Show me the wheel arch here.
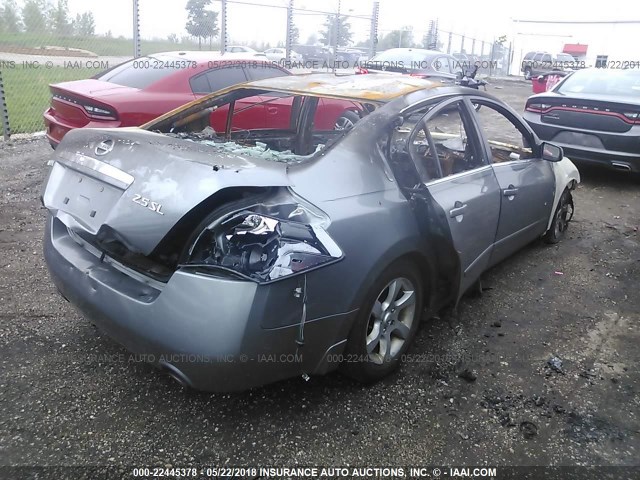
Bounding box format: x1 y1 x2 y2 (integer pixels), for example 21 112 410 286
547 158 581 231
342 245 443 339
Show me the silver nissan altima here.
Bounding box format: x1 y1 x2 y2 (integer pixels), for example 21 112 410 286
42 73 580 391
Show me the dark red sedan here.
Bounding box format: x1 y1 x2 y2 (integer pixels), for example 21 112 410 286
44 51 362 148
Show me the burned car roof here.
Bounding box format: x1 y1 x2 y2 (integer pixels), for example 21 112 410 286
143 73 444 131
242 73 440 102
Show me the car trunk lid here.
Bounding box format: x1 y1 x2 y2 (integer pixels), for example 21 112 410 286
528 94 640 133
49 79 135 125
43 128 291 256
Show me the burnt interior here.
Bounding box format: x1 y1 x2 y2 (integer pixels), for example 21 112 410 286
150 87 375 157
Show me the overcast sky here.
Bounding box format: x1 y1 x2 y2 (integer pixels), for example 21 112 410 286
62 0 636 46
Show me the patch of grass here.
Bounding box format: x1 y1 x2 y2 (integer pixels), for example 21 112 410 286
0 34 222 134
0 33 205 57
2 66 101 134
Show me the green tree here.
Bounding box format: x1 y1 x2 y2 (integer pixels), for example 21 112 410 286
1 0 22 33
319 14 352 47
377 28 414 50
185 0 219 49
73 12 95 36
22 0 47 33
50 0 72 35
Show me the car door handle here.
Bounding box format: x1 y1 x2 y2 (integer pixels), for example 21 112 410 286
449 203 467 218
267 107 278 114
503 186 518 197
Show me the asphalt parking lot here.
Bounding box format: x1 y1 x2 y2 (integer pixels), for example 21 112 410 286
0 79 638 475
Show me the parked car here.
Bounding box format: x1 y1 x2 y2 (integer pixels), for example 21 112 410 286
42 73 579 392
359 48 461 81
43 52 288 148
521 51 578 80
523 68 640 173
263 47 303 63
531 71 570 94
225 45 262 55
292 44 332 65
451 52 478 70
335 48 363 67
43 51 356 149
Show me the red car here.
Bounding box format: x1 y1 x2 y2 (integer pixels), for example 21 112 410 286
531 71 569 94
44 51 362 148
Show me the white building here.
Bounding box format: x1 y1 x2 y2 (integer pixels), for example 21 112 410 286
508 19 640 75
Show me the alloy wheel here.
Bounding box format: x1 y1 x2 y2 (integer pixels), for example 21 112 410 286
365 277 417 365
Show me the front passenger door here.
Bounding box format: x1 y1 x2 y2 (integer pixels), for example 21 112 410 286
470 98 555 266
403 98 501 296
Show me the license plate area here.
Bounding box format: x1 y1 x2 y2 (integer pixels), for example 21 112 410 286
551 131 605 149
49 163 122 232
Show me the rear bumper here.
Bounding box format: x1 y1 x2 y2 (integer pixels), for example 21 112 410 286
44 214 351 391
551 144 639 172
524 114 640 172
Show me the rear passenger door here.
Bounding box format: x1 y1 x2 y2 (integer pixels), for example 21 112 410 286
402 98 501 295
470 98 555 265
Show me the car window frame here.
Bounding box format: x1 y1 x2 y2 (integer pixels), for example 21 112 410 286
189 65 249 95
244 64 289 82
402 96 490 185
466 96 541 165
434 56 452 74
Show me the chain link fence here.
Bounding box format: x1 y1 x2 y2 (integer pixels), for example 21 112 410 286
0 0 514 140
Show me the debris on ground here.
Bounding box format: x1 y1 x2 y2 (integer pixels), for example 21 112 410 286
520 421 538 439
458 369 478 382
547 356 565 375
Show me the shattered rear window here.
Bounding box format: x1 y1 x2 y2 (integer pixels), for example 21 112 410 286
168 137 324 164
154 87 376 163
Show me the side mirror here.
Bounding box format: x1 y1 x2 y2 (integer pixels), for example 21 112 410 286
541 142 563 162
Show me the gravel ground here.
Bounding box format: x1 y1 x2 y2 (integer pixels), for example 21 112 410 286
0 80 639 476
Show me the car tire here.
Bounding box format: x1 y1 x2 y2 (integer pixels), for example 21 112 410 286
544 188 574 244
334 110 360 131
524 68 532 80
342 259 424 383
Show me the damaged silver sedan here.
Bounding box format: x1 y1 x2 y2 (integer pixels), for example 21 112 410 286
42 74 580 391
